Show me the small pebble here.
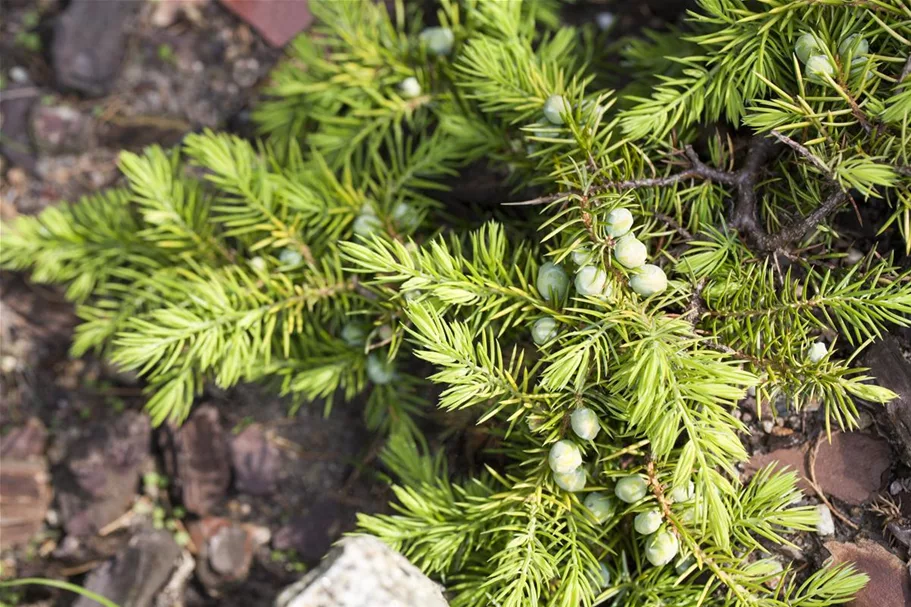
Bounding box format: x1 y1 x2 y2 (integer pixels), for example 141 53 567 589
761 420 775 434
844 248 864 265
0 355 19 373
9 66 29 83
855 411 874 431
815 504 835 536
595 12 615 31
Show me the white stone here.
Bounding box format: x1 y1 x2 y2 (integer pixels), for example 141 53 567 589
816 504 835 536
275 536 448 607
9 66 29 83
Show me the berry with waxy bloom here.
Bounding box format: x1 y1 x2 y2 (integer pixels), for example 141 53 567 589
366 352 395 384
594 562 611 588
574 265 608 297
808 341 827 363
399 77 422 99
795 32 822 63
392 202 420 230
614 235 647 269
572 246 593 266
531 317 559 345
669 481 695 503
341 323 367 347
420 27 454 56
536 262 570 301
838 34 869 57
548 440 583 474
570 407 601 440
634 509 663 535
605 208 634 238
583 492 615 524
630 264 668 297
279 249 303 266
543 94 569 125
805 54 835 83
554 467 586 492
353 213 382 237
615 474 649 503
645 529 680 566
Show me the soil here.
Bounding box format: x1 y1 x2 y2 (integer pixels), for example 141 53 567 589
1 1 910 606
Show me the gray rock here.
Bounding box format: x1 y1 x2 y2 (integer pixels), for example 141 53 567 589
30 103 95 155
275 536 448 607
52 0 139 96
75 529 180 607
0 83 40 173
209 525 250 577
863 337 911 465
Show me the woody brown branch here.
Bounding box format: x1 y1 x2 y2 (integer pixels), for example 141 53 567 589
509 134 853 255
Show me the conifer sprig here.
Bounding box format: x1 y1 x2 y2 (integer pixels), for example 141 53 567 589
2 0 909 605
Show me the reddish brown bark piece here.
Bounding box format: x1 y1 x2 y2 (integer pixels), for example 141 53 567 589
743 446 812 493
814 432 891 505
230 423 281 496
219 0 313 47
744 432 891 505
0 459 52 549
825 540 911 607
189 517 270 587
174 405 231 515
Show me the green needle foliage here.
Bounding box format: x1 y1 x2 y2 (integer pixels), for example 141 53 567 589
3 0 910 605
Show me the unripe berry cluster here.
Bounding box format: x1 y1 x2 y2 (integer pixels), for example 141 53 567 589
613 474 684 567
546 408 602 491
352 202 419 238
794 32 871 84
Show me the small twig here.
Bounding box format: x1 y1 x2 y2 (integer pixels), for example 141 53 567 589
682 145 738 185
99 499 144 536
655 213 693 241
365 333 394 353
899 55 911 86
503 193 564 207
683 278 708 324
60 561 104 577
504 146 736 206
600 438 650 462
154 550 196 607
770 131 833 179
840 86 874 134
761 190 850 253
